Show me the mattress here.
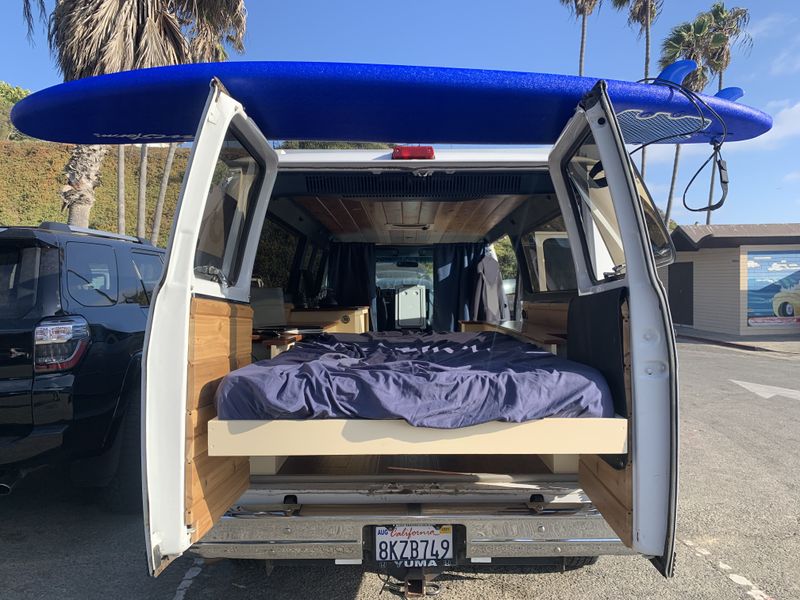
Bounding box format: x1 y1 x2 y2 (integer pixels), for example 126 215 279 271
215 332 614 428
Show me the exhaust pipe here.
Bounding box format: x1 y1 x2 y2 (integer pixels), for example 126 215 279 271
0 469 22 495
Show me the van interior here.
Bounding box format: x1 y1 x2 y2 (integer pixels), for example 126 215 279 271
183 155 655 553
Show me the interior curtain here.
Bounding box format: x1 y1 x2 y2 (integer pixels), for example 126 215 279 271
432 243 486 332
327 242 377 330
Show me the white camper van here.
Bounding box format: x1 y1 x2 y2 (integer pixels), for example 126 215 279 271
10 60 772 596
144 81 677 586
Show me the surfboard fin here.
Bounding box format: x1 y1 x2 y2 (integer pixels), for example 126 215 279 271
715 87 744 102
654 60 698 86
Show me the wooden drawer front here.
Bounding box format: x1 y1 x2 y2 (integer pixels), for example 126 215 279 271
185 296 253 543
290 308 369 333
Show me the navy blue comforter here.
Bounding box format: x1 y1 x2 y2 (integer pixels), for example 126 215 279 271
215 332 614 428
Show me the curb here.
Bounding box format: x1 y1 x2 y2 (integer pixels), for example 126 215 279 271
676 333 796 355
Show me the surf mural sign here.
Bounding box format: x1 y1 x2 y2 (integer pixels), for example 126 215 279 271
746 250 800 327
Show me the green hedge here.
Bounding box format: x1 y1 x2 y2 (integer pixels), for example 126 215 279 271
0 142 188 247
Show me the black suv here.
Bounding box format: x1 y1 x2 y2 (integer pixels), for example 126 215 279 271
0 222 164 511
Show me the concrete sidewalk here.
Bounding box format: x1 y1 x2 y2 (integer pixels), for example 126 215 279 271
675 325 800 355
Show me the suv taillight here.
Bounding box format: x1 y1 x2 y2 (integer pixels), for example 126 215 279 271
34 316 90 373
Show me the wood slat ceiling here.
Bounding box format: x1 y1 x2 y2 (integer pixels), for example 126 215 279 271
293 195 527 244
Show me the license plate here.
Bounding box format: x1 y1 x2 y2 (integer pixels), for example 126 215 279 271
375 525 453 564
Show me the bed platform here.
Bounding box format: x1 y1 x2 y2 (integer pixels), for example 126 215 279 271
207 416 628 457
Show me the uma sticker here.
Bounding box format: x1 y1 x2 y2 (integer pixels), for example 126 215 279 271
393 560 439 567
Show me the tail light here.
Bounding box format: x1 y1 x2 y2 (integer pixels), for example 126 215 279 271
392 145 435 160
34 316 90 373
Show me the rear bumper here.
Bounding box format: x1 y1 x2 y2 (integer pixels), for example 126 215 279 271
0 424 67 465
192 503 633 563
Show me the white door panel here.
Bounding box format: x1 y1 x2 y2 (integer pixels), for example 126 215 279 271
548 81 678 577
141 81 278 575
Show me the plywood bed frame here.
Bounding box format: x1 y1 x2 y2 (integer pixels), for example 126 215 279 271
196 296 627 462
188 295 634 547
207 416 628 456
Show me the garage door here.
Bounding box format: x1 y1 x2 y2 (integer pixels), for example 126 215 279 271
668 262 693 326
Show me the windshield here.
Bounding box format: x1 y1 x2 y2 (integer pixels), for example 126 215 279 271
376 261 433 290
0 246 40 319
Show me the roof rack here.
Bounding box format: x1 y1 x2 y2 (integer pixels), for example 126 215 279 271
39 222 153 245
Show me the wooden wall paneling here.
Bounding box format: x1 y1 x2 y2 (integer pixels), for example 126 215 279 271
521 302 569 332
185 296 253 544
334 198 361 236
365 201 391 243
578 299 634 547
349 200 381 243
291 195 530 244
381 201 402 227
401 200 421 225
578 455 633 547
418 202 439 227
429 201 457 244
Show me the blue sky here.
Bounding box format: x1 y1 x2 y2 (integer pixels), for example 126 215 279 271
1 0 798 225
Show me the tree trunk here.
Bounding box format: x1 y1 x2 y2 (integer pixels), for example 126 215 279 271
641 16 651 178
579 15 587 76
644 10 651 81
67 202 92 227
117 145 126 234
664 144 681 225
61 144 109 228
136 145 149 238
150 143 177 245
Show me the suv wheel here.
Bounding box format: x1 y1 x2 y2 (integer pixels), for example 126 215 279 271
99 389 143 514
563 556 599 570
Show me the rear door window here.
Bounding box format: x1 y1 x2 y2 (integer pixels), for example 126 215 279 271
66 242 118 307
563 132 626 282
130 252 164 306
252 218 300 290
194 131 264 285
0 246 40 318
522 216 578 292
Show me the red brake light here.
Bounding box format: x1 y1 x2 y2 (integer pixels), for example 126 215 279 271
392 145 435 160
34 316 91 372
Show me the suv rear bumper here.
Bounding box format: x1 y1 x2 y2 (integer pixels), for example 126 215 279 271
0 424 67 465
192 502 633 563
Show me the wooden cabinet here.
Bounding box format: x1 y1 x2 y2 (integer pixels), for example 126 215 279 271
288 306 370 333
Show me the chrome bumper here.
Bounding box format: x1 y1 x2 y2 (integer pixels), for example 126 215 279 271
192 501 633 562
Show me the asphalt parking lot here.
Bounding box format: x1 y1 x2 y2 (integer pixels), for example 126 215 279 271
2 340 798 600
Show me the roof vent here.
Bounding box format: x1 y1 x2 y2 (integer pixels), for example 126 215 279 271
305 173 523 198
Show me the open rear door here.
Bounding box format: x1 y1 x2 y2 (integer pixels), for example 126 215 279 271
548 81 678 576
142 81 278 575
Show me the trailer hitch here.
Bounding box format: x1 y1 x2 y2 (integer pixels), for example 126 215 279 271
381 572 442 598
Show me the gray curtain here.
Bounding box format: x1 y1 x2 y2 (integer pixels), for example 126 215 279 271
432 243 485 332
327 242 377 330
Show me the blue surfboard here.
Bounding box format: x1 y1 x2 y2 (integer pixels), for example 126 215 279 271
11 61 771 146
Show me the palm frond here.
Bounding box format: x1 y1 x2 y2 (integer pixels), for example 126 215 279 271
658 18 711 92
22 0 47 40
559 0 603 18
46 0 248 81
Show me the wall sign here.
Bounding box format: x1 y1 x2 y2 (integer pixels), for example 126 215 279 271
746 250 800 327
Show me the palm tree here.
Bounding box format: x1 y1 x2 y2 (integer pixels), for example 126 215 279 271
150 14 247 245
659 16 713 225
136 145 149 238
705 3 751 92
22 0 247 229
559 0 603 76
117 146 125 234
150 143 176 244
611 0 662 179
703 3 750 224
